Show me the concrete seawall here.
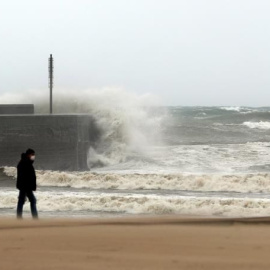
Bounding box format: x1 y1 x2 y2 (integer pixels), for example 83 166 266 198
0 115 96 171
0 105 34 114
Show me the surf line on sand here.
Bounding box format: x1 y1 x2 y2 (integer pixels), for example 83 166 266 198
2 216 270 230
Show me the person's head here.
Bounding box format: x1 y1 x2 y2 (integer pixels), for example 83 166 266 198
26 149 35 161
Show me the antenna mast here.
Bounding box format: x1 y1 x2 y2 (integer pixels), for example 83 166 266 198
49 54 54 114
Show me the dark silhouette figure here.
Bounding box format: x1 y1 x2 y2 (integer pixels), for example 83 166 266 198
16 149 38 219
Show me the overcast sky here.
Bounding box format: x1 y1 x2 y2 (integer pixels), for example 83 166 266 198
1 0 270 106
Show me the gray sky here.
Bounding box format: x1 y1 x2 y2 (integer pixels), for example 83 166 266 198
1 0 270 106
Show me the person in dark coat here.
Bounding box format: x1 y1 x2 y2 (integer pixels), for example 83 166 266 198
16 148 38 219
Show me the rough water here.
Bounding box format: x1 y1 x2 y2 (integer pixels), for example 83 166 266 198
2 105 270 218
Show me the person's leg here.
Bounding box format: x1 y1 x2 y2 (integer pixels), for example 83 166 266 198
26 191 38 219
17 190 26 219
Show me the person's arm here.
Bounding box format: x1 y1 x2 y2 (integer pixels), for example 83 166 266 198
31 166 37 191
16 165 23 190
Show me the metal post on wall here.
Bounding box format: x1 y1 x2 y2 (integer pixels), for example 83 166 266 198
49 54 53 114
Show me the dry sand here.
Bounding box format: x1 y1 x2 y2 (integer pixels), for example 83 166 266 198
0 216 270 269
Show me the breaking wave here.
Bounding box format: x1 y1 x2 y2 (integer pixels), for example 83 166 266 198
4 167 270 193
243 121 270 130
220 106 242 112
219 106 258 114
0 190 270 217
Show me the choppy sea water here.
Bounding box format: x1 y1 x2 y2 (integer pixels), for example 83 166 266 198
2 106 270 218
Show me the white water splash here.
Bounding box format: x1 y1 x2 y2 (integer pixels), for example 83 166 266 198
0 88 167 168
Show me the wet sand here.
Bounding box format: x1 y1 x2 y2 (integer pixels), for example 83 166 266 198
1 216 270 270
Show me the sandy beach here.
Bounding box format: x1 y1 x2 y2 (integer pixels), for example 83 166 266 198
0 216 270 270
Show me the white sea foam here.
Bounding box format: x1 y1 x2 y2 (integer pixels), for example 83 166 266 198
220 107 257 114
243 121 270 130
1 190 270 217
220 106 242 112
4 166 270 193
160 142 270 173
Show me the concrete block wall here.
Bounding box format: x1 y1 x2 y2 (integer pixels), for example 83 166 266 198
0 115 95 171
0 105 34 114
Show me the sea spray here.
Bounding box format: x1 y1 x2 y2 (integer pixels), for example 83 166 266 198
0 88 167 168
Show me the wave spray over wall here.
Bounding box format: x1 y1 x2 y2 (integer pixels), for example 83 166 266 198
0 88 166 169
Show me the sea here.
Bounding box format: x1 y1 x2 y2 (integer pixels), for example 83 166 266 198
2 105 270 218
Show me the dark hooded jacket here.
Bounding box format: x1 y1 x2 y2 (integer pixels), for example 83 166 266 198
16 153 36 191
